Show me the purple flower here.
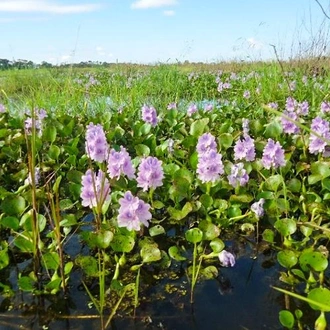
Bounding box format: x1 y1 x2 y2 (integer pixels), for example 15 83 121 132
297 101 309 116
285 97 297 112
107 146 135 180
243 90 250 99
268 102 278 109
85 123 109 162
309 116 330 154
117 191 151 231
251 198 265 218
80 169 111 209
281 111 300 134
136 156 164 191
321 101 330 114
0 104 6 113
218 250 235 267
227 163 249 188
204 103 214 112
24 108 48 136
197 150 224 183
234 135 255 162
187 103 198 117
167 102 177 110
141 105 158 127
196 133 217 156
261 139 286 169
289 80 296 91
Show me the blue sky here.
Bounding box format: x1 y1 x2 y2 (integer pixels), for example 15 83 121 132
0 0 329 64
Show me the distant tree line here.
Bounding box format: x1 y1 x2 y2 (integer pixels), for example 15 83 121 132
0 58 119 70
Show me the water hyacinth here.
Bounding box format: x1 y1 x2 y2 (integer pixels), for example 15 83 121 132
234 135 256 162
197 150 224 183
167 102 177 110
309 116 330 155
187 103 198 116
0 104 5 113
24 108 48 135
218 250 235 267
281 111 300 134
227 163 249 188
136 156 164 191
243 90 250 99
196 132 217 156
107 146 135 180
251 198 265 218
80 169 111 209
117 191 151 231
25 167 41 186
141 104 158 127
321 101 330 114
261 139 286 169
85 123 109 162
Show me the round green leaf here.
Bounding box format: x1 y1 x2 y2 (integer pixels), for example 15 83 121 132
1 196 26 216
277 250 298 269
279 310 295 329
149 225 165 237
168 246 186 261
185 228 203 244
308 287 330 312
274 218 297 237
299 250 328 272
141 243 161 263
110 234 135 253
210 238 225 253
198 220 220 240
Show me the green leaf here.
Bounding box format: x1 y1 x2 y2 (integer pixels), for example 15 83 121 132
1 216 19 230
48 145 61 160
287 178 301 193
198 220 220 240
167 202 193 221
262 229 275 243
140 243 161 263
200 265 218 280
67 170 83 183
168 246 186 261
308 161 330 185
149 225 165 237
264 174 283 191
277 250 298 269
189 118 209 137
110 234 135 253
43 125 57 143
308 287 330 312
1 195 26 216
219 133 233 150
75 256 98 277
200 194 213 208
279 310 295 329
0 249 9 270
135 144 150 156
42 252 60 270
185 228 203 244
14 233 34 253
18 276 35 292
264 121 282 139
210 238 225 253
299 250 328 272
274 218 297 237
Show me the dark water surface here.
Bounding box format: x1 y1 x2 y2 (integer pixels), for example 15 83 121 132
0 237 326 330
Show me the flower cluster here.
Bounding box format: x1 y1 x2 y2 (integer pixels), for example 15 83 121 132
107 146 135 180
117 191 151 231
24 108 48 136
196 133 224 183
281 97 309 134
234 135 255 162
167 102 177 110
309 116 330 155
136 156 164 191
261 139 286 169
227 163 249 188
0 104 5 113
321 101 330 114
85 123 109 162
141 105 158 127
80 169 111 209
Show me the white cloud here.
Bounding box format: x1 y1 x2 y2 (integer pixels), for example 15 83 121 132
0 1 101 14
61 54 71 61
96 46 105 56
131 0 177 9
163 10 175 16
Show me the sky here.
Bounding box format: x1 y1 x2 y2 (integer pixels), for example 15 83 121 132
0 0 330 64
